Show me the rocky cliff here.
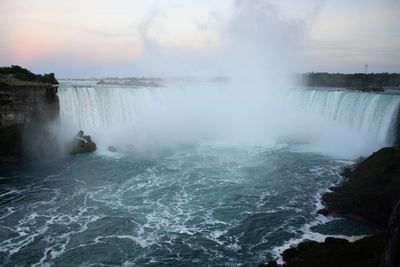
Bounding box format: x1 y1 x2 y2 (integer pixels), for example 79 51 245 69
0 83 60 164
322 146 400 227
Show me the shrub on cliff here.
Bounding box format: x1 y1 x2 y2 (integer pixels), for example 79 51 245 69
37 73 58 84
305 72 400 88
0 65 58 84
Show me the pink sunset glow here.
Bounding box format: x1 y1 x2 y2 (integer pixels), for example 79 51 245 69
0 0 399 77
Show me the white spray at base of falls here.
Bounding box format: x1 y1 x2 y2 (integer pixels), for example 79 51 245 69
58 82 400 159
286 89 400 143
58 80 288 151
283 89 400 158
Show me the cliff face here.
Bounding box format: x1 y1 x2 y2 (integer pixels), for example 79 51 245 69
0 84 60 164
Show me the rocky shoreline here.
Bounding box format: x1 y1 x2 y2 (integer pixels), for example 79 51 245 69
260 147 400 267
322 147 400 227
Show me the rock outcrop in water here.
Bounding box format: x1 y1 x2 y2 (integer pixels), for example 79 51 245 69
260 147 400 267
70 130 97 154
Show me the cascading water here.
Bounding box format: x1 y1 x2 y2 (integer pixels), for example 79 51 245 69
3 81 400 266
281 88 400 158
286 89 400 146
58 82 400 158
58 80 287 152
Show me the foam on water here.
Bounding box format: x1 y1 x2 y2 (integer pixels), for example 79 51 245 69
2 82 399 265
0 145 355 266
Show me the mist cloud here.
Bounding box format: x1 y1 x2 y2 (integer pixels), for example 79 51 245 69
132 0 314 79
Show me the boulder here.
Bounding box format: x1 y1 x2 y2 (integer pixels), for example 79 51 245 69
316 208 330 216
70 130 97 154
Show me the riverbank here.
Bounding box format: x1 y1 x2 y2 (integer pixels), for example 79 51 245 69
261 147 400 267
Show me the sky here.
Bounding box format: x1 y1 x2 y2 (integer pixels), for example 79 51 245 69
0 0 399 78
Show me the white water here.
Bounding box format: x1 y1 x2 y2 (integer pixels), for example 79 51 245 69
4 82 400 266
287 89 399 143
58 81 400 159
283 88 400 157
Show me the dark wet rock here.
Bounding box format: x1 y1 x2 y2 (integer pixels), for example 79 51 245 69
354 156 367 164
258 260 278 267
380 199 400 267
324 236 348 245
70 130 97 154
322 147 400 227
108 146 117 152
0 125 23 164
316 208 329 216
280 234 385 267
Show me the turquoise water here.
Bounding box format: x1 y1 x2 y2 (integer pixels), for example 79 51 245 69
1 82 398 266
0 144 350 266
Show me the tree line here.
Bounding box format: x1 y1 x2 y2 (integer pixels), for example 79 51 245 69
304 72 400 88
0 65 58 85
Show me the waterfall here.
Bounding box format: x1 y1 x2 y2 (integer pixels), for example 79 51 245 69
59 85 168 129
286 89 400 146
58 82 400 157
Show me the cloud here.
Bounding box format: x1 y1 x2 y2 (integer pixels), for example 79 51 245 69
127 0 313 78
1 0 398 76
220 0 307 75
